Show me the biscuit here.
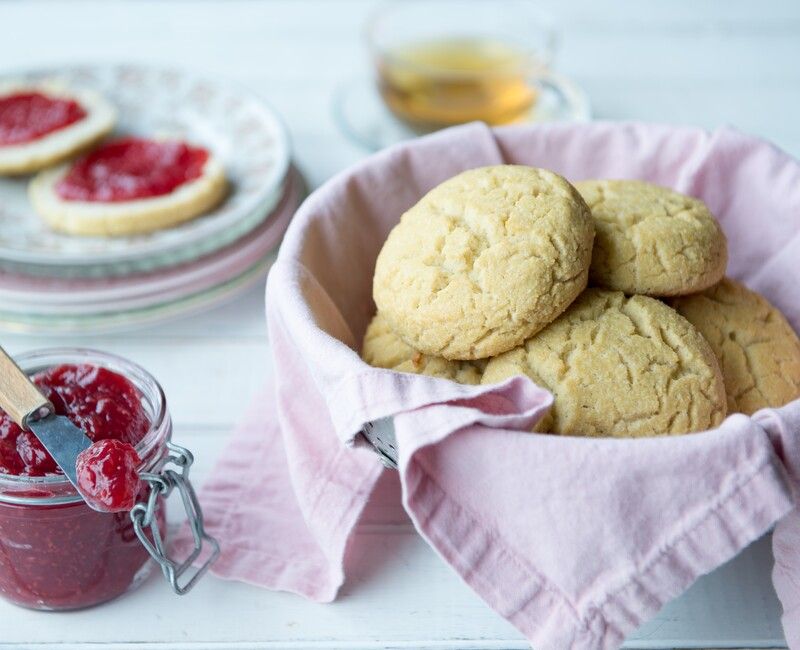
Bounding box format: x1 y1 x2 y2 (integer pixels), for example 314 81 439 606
482 289 727 437
0 81 116 175
575 180 727 296
373 165 594 360
671 278 800 414
29 145 227 236
361 312 486 384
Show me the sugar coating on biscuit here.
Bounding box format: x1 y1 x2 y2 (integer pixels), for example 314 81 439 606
575 180 727 296
373 165 595 360
361 312 486 384
482 289 727 437
671 278 800 415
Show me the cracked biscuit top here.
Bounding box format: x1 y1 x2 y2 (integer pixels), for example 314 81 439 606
671 278 800 415
361 312 486 384
575 179 727 296
481 289 727 437
373 165 595 360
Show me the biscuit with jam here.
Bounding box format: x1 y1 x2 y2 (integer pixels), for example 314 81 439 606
29 136 227 236
0 81 116 175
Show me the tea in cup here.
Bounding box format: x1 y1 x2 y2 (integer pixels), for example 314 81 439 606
368 1 558 129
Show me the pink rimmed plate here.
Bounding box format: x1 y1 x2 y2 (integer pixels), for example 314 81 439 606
0 168 303 331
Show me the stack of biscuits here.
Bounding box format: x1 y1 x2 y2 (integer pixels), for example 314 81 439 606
362 166 800 438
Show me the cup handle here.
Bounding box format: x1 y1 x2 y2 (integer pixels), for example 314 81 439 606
532 70 591 122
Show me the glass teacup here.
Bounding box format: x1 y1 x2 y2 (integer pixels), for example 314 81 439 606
335 0 589 150
370 1 559 129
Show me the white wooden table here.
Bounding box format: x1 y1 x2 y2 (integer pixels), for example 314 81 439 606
1 1 798 647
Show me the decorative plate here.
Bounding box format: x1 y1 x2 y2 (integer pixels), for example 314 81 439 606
0 258 273 336
0 168 303 314
0 64 290 271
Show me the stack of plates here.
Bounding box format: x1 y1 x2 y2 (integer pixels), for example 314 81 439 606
0 65 302 334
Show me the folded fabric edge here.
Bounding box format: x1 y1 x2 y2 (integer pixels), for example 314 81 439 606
171 450 382 603
593 453 793 649
773 510 800 648
189 447 383 604
330 369 553 447
171 380 384 603
402 445 794 650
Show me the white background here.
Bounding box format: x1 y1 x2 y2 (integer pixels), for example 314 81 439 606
0 1 799 648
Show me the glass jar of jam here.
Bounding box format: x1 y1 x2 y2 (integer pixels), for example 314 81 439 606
0 348 212 610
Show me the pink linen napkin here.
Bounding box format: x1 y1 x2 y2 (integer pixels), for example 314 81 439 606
182 122 800 649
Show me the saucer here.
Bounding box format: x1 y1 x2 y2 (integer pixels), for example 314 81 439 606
333 73 590 151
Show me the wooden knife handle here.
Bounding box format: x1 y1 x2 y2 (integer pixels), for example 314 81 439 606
0 346 52 428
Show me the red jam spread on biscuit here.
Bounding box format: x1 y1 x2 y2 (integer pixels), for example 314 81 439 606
76 439 141 513
0 364 149 477
55 136 209 202
0 91 86 146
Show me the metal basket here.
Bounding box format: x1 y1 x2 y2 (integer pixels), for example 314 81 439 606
360 417 398 469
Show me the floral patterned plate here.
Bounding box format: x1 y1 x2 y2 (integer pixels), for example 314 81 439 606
0 64 290 274
0 168 302 313
0 168 305 334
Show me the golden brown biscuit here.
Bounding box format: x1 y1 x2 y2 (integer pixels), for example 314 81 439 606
361 312 486 384
671 278 800 414
482 289 727 437
373 165 595 360
575 179 727 296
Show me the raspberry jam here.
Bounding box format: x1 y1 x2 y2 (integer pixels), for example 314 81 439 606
0 91 86 146
55 137 209 202
76 439 142 513
0 364 149 476
0 349 169 610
